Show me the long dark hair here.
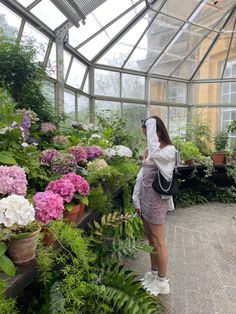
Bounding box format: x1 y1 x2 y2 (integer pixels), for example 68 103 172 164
142 116 172 145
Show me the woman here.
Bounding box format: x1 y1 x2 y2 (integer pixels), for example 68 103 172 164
132 116 177 296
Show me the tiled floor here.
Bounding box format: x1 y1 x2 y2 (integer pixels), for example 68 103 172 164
125 203 236 314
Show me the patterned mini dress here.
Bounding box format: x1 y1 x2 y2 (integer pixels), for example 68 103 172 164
140 159 170 225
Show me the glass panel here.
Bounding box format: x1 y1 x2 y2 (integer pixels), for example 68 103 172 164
223 32 236 78
21 22 49 62
99 11 155 67
77 95 90 124
161 0 200 20
66 58 87 89
77 2 145 60
221 82 236 104
150 105 168 125
150 78 167 102
64 90 75 123
0 3 22 38
167 81 187 103
193 107 221 139
30 0 67 29
41 80 55 106
69 0 145 47
169 107 187 137
95 69 120 97
192 83 222 105
46 43 56 78
152 53 183 76
83 74 89 94
64 50 72 77
122 74 145 99
122 103 147 131
16 0 35 7
95 100 121 119
125 14 183 71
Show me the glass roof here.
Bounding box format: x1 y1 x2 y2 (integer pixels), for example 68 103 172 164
0 0 236 82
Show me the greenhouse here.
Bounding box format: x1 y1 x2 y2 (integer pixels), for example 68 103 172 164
0 0 236 313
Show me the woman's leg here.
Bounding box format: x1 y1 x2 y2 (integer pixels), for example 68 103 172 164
143 219 158 270
143 219 168 277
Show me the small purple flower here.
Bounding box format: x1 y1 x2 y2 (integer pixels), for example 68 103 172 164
68 146 88 163
21 115 31 139
41 122 56 134
51 153 77 175
86 145 103 160
40 149 60 166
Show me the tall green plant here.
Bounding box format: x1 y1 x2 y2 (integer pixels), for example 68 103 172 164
214 131 229 151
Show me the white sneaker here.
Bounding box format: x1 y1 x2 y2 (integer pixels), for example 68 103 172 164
147 278 170 296
140 272 157 288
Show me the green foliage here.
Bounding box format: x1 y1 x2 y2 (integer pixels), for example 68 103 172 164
0 241 16 277
227 120 236 133
214 131 229 152
227 161 236 185
0 278 18 314
180 141 200 162
112 238 153 259
0 37 55 122
88 185 109 212
175 189 208 208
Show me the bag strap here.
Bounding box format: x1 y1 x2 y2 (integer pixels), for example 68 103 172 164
157 151 179 192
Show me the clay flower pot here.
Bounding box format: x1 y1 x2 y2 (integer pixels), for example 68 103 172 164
211 152 226 164
41 227 56 246
63 203 84 223
7 227 41 265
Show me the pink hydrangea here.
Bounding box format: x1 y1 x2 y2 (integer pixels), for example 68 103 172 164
51 153 77 175
68 146 88 163
41 122 56 134
53 135 69 146
33 190 64 224
0 166 27 196
40 149 60 166
86 145 103 160
46 178 75 203
63 173 90 196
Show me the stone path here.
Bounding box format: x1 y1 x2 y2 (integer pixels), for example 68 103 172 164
125 203 236 314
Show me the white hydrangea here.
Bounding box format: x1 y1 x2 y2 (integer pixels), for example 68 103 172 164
91 133 102 139
113 145 133 158
0 195 35 228
104 148 116 158
87 159 109 171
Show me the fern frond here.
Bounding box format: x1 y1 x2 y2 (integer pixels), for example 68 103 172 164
112 238 154 259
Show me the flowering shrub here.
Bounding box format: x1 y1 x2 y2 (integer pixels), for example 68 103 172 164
51 153 77 175
33 190 64 224
46 178 75 203
53 135 69 146
68 146 88 163
0 166 27 196
104 145 133 158
41 122 56 134
87 159 108 171
40 149 60 166
21 114 31 140
63 173 90 196
16 109 39 124
0 195 35 227
86 145 103 160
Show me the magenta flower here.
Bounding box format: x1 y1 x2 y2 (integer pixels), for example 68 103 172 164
33 190 64 224
51 153 77 175
40 149 60 166
86 145 103 159
63 173 90 196
0 166 27 196
41 122 56 134
46 178 75 203
68 146 88 163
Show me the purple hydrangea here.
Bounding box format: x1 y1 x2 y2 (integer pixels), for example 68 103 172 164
0 166 27 196
86 145 103 160
46 178 75 203
21 114 31 140
51 153 77 175
68 146 88 163
40 149 60 166
41 122 56 134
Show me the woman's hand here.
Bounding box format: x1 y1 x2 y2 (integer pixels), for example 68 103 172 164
135 208 142 217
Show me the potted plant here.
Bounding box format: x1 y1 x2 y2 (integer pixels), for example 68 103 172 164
0 194 40 265
212 131 229 164
231 142 236 160
46 172 90 223
180 141 200 165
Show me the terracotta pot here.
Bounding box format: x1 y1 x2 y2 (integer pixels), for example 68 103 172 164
78 203 85 220
186 159 194 166
7 228 41 265
41 227 56 246
63 203 83 223
211 152 226 164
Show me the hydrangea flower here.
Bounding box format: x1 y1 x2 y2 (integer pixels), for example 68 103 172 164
33 190 64 224
104 146 133 158
68 146 88 163
16 109 39 124
63 173 90 196
0 195 35 227
86 145 103 159
41 122 56 134
40 149 60 166
91 133 102 139
0 166 27 196
51 153 77 175
46 178 75 203
87 159 108 171
21 114 31 140
53 135 69 146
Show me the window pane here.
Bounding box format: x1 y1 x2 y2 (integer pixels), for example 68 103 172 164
66 58 87 89
64 90 75 123
167 81 187 103
21 22 49 62
16 0 35 7
77 95 90 124
95 69 120 97
30 0 67 30
169 107 187 137
95 100 121 119
46 43 56 78
150 105 168 126
64 50 72 78
0 3 22 38
150 78 167 102
122 74 145 99
41 80 55 106
192 83 222 105
161 0 200 20
123 103 146 131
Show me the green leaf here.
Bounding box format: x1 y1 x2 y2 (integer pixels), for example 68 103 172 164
13 232 33 239
64 203 74 212
0 241 7 256
0 152 16 165
79 196 88 206
0 255 16 276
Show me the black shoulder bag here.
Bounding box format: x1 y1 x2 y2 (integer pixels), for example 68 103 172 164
152 153 179 196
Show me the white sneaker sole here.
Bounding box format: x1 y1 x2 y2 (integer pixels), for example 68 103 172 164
150 286 170 296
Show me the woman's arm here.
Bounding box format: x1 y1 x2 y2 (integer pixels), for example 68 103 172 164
132 167 143 210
